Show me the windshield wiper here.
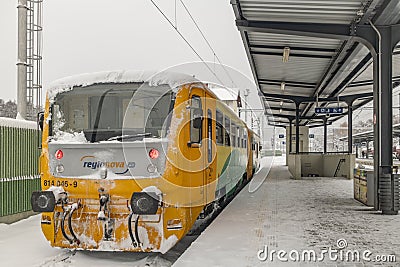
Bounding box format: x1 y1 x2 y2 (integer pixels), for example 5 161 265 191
107 133 152 141
90 89 113 142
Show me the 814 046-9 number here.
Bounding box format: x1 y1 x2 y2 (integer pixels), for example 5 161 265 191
43 180 78 188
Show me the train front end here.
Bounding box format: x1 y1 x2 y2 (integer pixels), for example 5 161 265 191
32 77 194 253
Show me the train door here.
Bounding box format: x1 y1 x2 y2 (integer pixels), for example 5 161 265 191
246 129 253 178
187 87 209 208
187 89 203 206
204 93 217 205
187 88 218 209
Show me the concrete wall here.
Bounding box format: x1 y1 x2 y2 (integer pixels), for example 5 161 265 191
323 154 355 179
285 126 309 165
287 154 301 178
300 154 324 177
287 153 355 179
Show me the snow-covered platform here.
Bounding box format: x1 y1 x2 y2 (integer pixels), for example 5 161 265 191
173 156 400 267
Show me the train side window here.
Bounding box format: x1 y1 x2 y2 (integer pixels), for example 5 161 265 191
237 126 241 148
224 116 230 146
216 110 224 145
256 143 259 158
231 122 236 147
207 109 212 163
190 96 202 144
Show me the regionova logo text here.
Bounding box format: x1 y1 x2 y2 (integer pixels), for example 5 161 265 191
80 155 135 175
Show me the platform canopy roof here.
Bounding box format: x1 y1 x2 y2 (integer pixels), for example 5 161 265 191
231 0 400 128
339 123 400 143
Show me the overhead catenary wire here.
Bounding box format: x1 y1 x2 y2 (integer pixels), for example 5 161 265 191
179 0 238 88
148 0 225 86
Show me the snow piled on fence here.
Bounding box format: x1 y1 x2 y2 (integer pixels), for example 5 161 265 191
0 116 37 130
47 70 200 100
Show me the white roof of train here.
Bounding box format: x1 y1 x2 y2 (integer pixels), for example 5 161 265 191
211 87 237 101
47 70 200 100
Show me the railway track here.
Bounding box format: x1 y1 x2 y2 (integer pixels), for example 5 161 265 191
36 250 76 267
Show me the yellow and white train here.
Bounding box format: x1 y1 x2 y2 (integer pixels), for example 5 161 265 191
32 70 260 253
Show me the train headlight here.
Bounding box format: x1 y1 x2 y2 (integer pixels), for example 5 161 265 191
31 191 56 212
147 164 157 173
55 149 63 160
130 192 159 215
56 164 64 173
149 148 159 159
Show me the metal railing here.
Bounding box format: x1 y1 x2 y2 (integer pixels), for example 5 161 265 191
0 124 41 217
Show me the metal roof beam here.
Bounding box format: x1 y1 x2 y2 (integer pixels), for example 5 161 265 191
267 122 288 128
259 79 316 89
358 0 386 24
260 83 314 89
309 123 329 128
232 0 273 115
250 44 336 53
348 75 400 88
262 93 307 103
327 54 373 97
237 19 355 40
327 97 373 124
251 50 333 59
266 113 333 121
301 54 372 116
263 98 294 104
269 106 299 112
299 0 386 115
262 92 373 104
302 44 370 115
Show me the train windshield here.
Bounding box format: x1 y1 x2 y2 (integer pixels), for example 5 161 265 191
51 83 175 142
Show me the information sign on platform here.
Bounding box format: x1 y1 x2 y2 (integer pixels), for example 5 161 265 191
315 107 343 114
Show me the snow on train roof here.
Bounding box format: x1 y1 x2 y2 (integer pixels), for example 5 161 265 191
47 70 200 100
211 87 237 101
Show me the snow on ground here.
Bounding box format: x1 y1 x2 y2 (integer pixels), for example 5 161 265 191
0 214 196 267
0 215 63 267
174 156 400 267
2 156 400 266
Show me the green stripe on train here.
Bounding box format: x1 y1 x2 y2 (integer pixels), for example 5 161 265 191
216 148 247 197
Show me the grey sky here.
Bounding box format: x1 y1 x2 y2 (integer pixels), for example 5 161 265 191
0 0 258 105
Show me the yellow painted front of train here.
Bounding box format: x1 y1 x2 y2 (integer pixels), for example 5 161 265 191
32 70 259 253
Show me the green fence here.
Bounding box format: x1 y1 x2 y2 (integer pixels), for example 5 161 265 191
0 176 41 217
0 120 41 217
